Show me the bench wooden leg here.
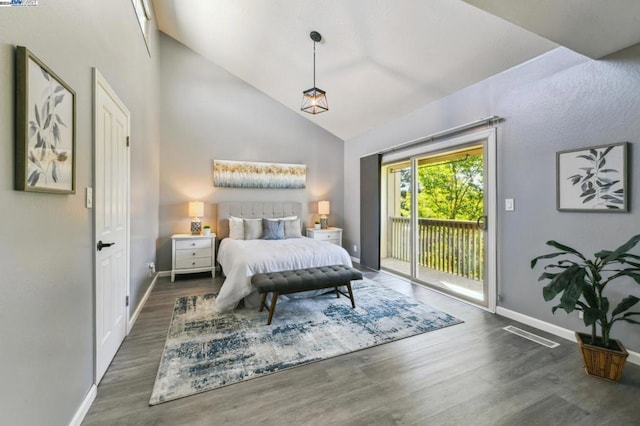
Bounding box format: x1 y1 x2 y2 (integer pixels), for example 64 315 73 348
346 282 356 308
266 292 279 325
259 292 267 312
335 287 340 298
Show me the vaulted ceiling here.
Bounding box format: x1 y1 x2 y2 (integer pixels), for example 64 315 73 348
153 0 640 140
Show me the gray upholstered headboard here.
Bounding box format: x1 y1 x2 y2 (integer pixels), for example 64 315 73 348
217 202 302 239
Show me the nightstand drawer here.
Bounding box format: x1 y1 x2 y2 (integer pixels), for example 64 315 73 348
175 238 211 250
314 231 340 241
175 257 212 270
175 247 213 261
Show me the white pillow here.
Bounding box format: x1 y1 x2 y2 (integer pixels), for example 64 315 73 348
243 218 264 240
283 217 303 238
229 216 244 240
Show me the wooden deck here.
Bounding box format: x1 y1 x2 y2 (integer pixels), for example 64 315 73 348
381 257 484 301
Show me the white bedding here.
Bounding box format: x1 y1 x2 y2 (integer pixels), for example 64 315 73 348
215 237 353 312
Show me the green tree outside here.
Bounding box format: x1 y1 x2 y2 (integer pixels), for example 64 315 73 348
399 155 483 220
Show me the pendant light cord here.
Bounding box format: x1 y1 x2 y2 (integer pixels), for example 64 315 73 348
313 40 316 88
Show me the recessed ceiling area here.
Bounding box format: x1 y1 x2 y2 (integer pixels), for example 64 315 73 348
153 0 640 141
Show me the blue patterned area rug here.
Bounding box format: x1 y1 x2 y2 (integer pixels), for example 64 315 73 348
149 279 463 405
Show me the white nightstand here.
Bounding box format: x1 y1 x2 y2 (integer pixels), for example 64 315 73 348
171 234 216 282
306 227 342 246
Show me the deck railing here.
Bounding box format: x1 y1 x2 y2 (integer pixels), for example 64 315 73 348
387 216 484 280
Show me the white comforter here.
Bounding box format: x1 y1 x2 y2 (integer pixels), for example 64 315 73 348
215 237 353 312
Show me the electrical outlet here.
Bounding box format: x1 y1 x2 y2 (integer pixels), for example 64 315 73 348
148 262 156 277
353 245 358 253
578 311 584 319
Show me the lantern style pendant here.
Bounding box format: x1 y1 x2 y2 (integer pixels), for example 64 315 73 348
301 31 328 114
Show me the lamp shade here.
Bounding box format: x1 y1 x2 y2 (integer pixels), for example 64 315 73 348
318 201 330 215
188 201 204 218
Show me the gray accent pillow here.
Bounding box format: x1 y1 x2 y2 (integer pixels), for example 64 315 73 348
243 218 263 240
262 218 285 240
283 217 303 238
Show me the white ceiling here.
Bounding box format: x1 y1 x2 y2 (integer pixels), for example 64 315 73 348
153 0 640 141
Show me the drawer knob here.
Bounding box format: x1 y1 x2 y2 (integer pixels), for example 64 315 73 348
191 243 196 246
192 262 196 266
192 252 196 256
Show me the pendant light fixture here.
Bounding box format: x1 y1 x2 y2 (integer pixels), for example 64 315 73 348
301 31 328 114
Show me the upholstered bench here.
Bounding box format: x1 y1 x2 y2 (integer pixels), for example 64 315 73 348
251 265 363 325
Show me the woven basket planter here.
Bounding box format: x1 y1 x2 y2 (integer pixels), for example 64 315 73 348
575 332 629 382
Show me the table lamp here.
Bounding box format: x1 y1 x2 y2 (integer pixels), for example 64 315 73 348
189 201 204 235
318 200 330 229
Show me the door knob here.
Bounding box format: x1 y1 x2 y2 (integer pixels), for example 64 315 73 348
97 240 115 251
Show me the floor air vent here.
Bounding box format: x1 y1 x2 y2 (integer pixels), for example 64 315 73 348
503 326 560 348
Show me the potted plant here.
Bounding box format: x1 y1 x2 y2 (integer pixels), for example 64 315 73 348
314 221 321 230
531 234 640 381
203 225 211 236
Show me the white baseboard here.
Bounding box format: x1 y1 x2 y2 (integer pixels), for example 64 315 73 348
157 270 171 278
68 384 96 426
350 256 360 264
128 272 159 333
497 307 640 366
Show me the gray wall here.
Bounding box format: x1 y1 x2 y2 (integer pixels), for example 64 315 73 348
345 45 640 352
158 34 344 271
0 1 159 425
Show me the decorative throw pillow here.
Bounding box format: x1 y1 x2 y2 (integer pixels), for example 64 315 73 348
243 218 263 240
229 216 244 240
262 218 285 240
283 217 303 238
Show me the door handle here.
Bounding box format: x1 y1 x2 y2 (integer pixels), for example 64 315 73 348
476 215 487 231
97 240 115 251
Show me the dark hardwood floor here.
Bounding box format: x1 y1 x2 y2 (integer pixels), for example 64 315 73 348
82 269 640 425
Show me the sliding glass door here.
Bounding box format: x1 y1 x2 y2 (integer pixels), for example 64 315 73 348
380 132 496 310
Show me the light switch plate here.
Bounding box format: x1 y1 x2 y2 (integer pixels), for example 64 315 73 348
86 187 93 209
505 198 514 211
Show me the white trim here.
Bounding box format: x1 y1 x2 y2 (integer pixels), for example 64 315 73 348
127 273 159 333
497 307 640 366
68 385 96 426
351 256 361 264
157 270 171 278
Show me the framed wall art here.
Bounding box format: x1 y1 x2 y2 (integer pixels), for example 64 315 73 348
213 160 306 189
556 142 628 212
15 46 76 194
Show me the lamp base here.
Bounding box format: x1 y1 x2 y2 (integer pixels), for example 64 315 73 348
191 219 202 235
320 216 328 229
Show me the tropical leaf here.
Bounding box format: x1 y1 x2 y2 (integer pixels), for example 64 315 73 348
542 264 582 301
582 194 596 203
531 251 575 268
599 169 618 173
52 161 58 183
40 67 50 81
54 85 65 93
611 296 639 317
577 154 595 161
558 271 586 313
597 234 640 263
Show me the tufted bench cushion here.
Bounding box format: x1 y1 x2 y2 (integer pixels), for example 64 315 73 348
251 265 363 325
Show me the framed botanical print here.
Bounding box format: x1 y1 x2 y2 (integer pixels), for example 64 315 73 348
556 142 628 212
15 46 76 194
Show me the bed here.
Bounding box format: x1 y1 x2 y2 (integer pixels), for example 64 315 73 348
214 202 353 312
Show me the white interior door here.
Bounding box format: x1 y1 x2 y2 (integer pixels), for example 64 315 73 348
94 69 130 383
